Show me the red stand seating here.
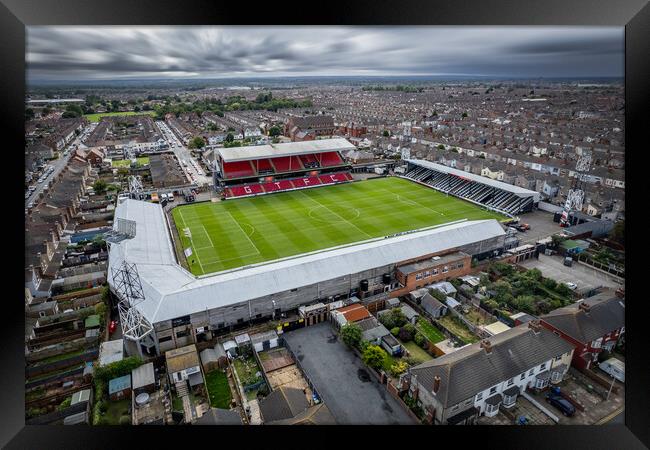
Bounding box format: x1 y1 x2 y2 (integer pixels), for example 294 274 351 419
291 176 322 188
229 184 265 197
299 154 320 168
262 180 294 192
255 159 274 173
318 173 348 184
319 152 344 167
223 161 256 179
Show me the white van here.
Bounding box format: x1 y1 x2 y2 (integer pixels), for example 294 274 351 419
167 192 174 202
598 357 625 383
160 193 169 202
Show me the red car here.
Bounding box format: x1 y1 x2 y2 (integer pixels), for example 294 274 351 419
109 320 117 334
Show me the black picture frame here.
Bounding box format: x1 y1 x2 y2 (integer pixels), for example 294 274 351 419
2 0 648 448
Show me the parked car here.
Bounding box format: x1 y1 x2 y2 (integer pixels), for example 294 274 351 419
563 257 573 267
564 282 578 290
545 392 576 417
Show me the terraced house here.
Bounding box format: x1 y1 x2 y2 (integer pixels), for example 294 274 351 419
401 321 574 425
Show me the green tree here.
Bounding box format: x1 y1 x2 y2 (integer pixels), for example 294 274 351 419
362 345 387 370
340 323 362 349
414 332 426 348
383 130 390 137
225 133 234 143
389 360 408 377
268 126 282 137
188 136 205 149
462 112 468 118
93 179 108 194
390 327 400 336
25 108 35 120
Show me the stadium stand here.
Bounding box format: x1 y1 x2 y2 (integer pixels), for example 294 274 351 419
318 173 349 184
255 159 274 175
319 151 344 167
299 154 320 169
291 176 322 188
224 173 353 199
262 180 294 192
403 161 538 216
228 183 265 198
223 161 256 179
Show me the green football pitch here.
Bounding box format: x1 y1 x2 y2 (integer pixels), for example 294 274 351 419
171 177 506 275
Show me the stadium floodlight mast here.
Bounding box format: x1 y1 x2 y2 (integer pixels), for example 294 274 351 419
111 259 154 342
560 151 592 227
104 220 153 344
128 175 143 199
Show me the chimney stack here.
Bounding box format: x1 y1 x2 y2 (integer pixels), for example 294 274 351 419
432 375 441 394
578 302 591 313
480 339 493 354
528 320 542 334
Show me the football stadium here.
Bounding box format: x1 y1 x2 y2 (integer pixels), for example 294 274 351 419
107 138 539 357
172 177 506 275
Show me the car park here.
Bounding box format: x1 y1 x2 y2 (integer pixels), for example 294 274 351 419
545 392 576 417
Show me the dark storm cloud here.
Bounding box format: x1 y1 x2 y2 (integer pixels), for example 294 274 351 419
26 26 623 81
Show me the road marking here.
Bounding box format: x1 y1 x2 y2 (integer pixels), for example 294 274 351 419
595 407 624 425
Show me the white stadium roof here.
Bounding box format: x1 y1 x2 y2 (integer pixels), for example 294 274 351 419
108 199 506 325
217 138 356 162
406 159 540 201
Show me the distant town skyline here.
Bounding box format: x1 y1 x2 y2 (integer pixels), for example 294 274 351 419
27 26 624 81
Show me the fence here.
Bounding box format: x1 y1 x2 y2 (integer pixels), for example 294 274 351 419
26 348 98 379
26 400 89 425
576 254 625 278
26 365 85 390
281 337 322 402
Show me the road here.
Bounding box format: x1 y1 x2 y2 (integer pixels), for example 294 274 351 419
155 121 212 187
25 122 98 208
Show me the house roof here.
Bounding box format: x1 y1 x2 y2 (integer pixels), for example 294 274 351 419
397 252 468 275
132 362 155 390
108 199 505 325
409 324 574 408
268 403 336 425
194 407 243 425
165 344 200 374
259 386 310 423
541 292 625 344
338 304 371 323
108 374 132 394
421 293 446 315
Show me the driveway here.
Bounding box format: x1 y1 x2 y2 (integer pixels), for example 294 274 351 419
283 323 416 424
520 254 623 293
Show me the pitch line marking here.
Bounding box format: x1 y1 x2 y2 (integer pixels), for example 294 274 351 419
177 208 205 274
298 191 372 239
224 210 261 257
307 205 360 224
201 225 215 248
388 190 446 217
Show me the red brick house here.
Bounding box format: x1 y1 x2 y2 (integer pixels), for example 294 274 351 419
540 291 625 370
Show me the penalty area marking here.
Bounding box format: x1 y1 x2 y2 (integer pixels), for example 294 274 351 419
224 210 261 257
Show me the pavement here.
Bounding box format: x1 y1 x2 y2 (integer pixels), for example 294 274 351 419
513 210 563 245
282 323 417 425
25 122 97 208
155 121 212 186
520 254 623 293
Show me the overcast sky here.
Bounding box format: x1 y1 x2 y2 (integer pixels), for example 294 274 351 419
27 26 624 81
